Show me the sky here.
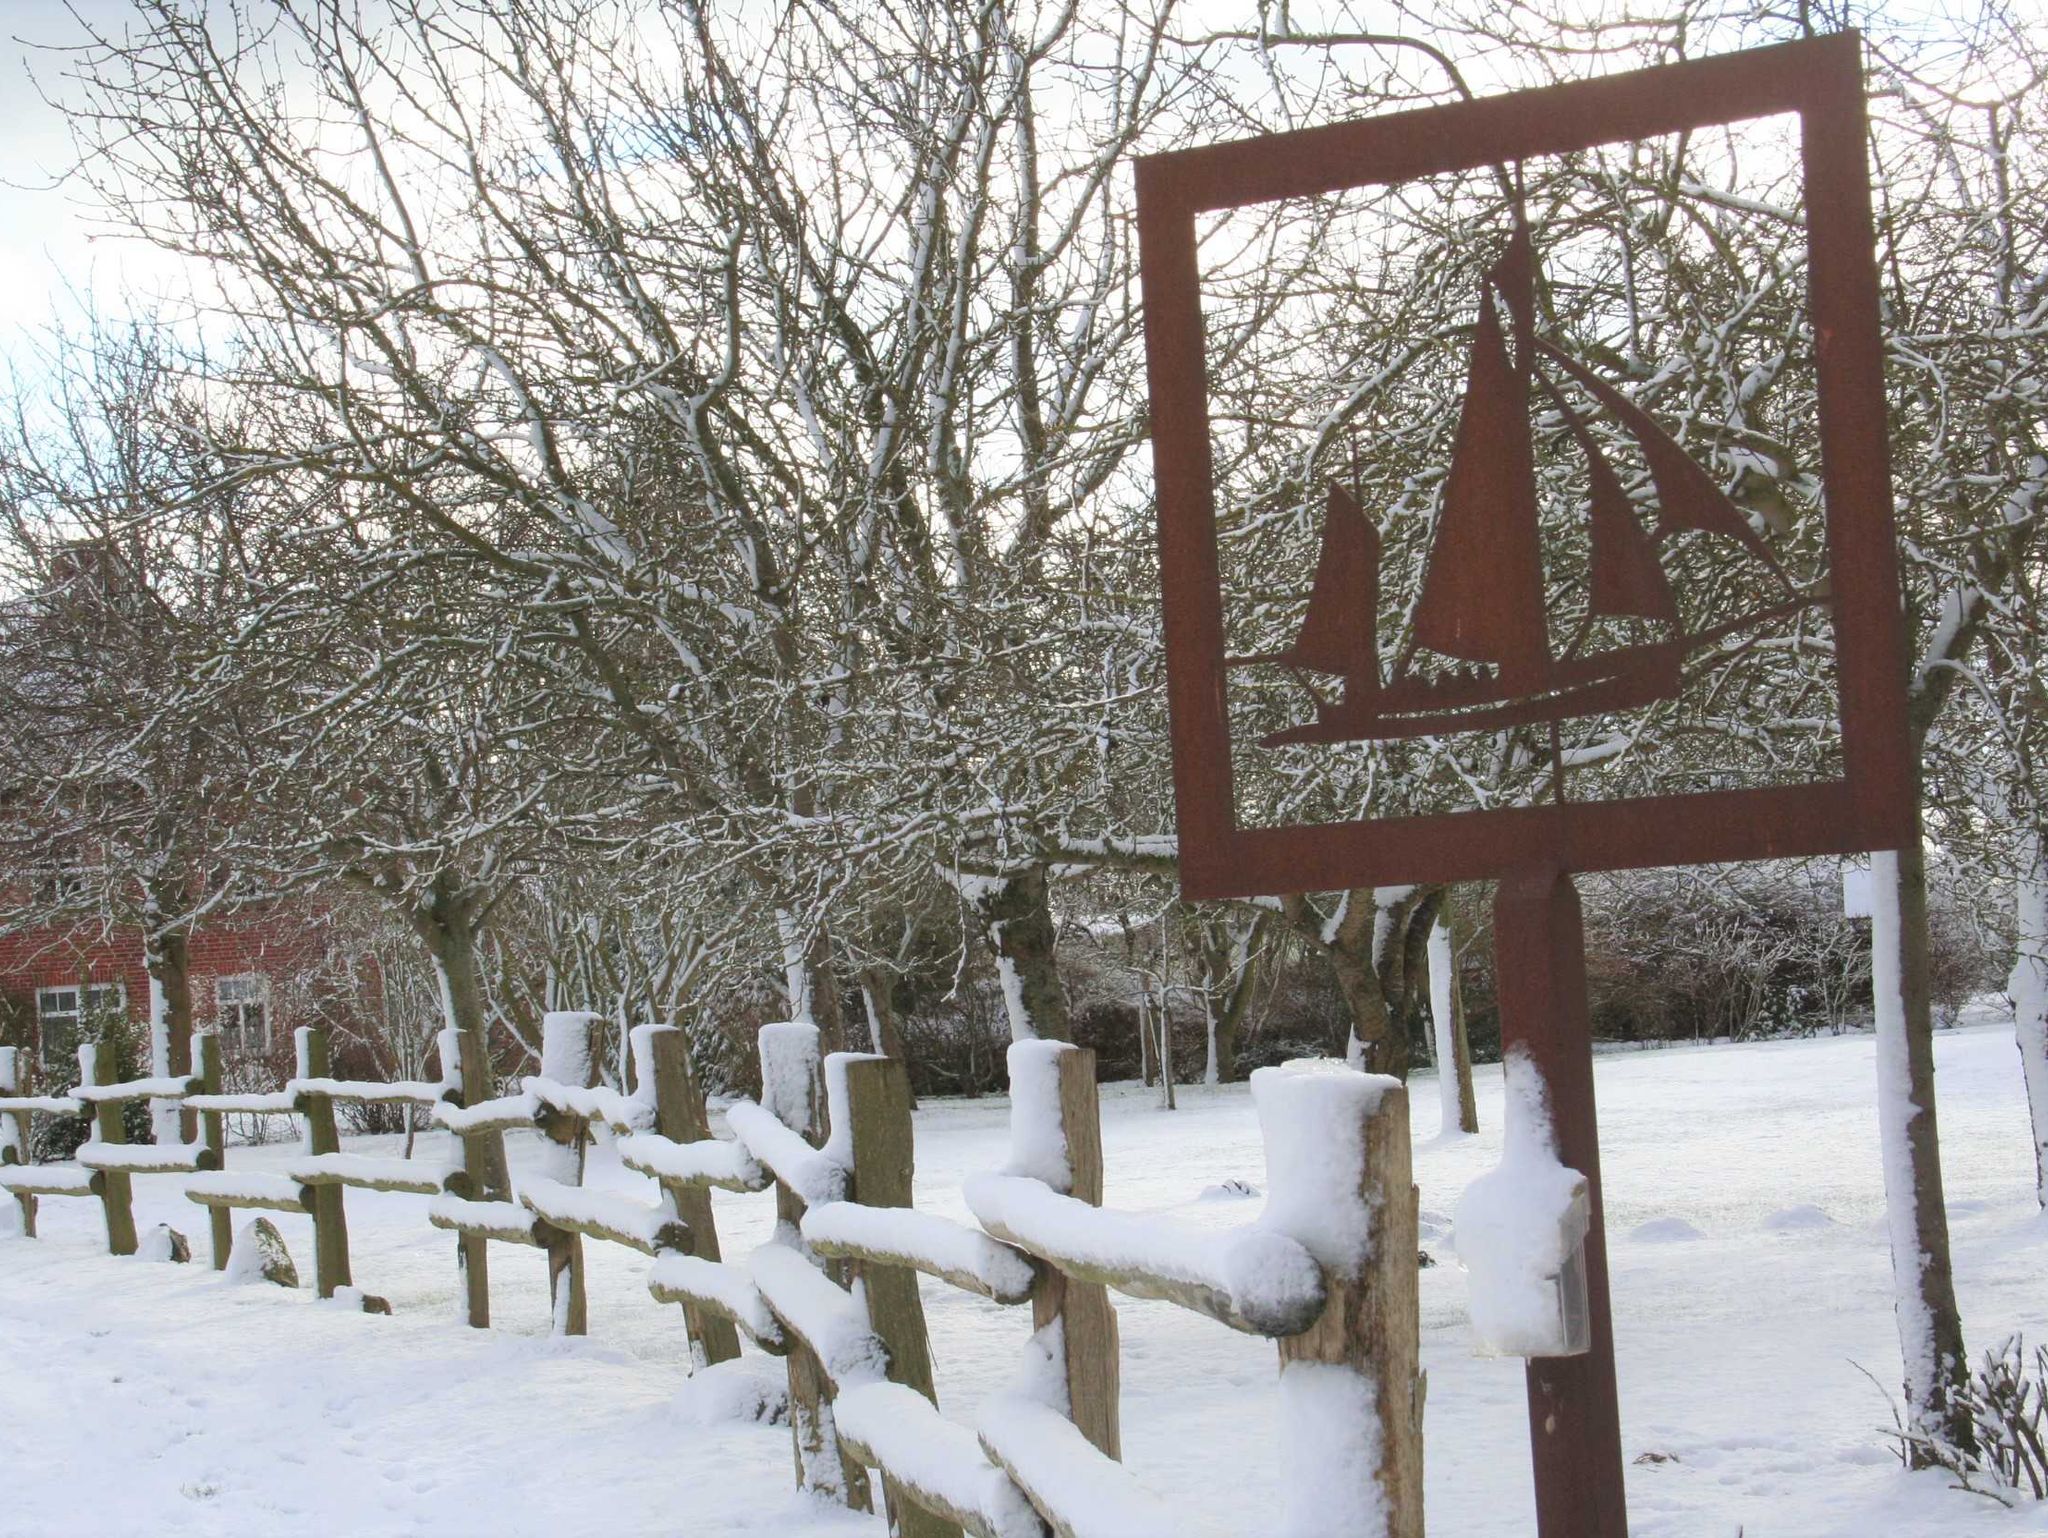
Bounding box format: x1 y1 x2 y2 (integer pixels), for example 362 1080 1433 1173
0 0 188 361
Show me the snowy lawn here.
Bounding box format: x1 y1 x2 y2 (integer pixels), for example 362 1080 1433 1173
6 1016 2048 1537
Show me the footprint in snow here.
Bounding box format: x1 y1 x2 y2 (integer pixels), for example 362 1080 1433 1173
1628 1216 1704 1243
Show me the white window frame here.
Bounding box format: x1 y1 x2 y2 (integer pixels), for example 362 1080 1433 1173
35 983 126 1026
215 973 271 1056
35 983 126 1059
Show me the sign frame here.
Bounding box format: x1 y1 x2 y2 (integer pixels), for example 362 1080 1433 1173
1136 31 1912 903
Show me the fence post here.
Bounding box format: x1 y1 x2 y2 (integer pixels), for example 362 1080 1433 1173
1018 1042 1121 1460
642 1024 740 1366
296 1027 353 1297
193 1033 232 1268
1259 1064 1423 1537
842 1053 960 1538
81 1041 137 1256
761 1023 871 1511
0 1047 34 1238
538 1012 600 1336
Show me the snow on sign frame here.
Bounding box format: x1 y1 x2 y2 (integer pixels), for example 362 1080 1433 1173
1136 31 1913 904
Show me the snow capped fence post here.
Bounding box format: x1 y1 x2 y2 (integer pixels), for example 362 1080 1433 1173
1256 1063 1423 1538
759 1022 873 1511
295 1028 353 1299
839 1053 960 1538
643 1024 741 1366
1012 1040 1122 1460
81 1041 138 1256
192 1033 232 1269
538 1012 602 1337
0 1047 34 1238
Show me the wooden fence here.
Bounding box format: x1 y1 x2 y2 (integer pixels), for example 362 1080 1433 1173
0 1020 1423 1536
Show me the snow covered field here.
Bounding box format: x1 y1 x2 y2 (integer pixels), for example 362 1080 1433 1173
6 1017 2048 1537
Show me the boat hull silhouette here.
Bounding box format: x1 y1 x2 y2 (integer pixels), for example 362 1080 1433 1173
1263 648 1678 746
1255 595 1812 747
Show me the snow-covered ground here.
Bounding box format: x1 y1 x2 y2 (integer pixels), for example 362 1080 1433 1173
6 1015 2048 1537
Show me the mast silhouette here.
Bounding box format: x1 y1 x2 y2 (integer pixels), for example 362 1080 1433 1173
1252 211 1809 748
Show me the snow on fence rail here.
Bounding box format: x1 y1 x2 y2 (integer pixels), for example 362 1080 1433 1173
0 1018 1423 1536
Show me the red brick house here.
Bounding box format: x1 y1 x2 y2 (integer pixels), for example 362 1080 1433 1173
0 905 381 1077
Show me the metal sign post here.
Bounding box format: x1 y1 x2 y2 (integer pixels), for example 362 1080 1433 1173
1137 32 1913 1537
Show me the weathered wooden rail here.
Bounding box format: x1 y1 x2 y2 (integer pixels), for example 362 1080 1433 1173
0 1022 1423 1535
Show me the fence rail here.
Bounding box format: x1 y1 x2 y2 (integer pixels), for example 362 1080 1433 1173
0 1021 1423 1535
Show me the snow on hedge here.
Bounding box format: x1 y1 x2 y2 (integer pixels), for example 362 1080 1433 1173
1453 1050 1589 1355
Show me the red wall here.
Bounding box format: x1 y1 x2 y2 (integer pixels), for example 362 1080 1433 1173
0 907 360 1038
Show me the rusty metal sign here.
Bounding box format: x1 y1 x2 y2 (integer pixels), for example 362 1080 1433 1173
1137 31 1912 904
1138 33 1911 1538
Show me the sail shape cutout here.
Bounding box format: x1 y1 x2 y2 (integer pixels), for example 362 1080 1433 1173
1541 377 1680 624
1536 340 1783 575
1282 482 1380 682
1413 288 1551 687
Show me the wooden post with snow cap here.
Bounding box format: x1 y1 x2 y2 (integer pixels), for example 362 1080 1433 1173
838 1052 960 1538
1254 1061 1422 1537
193 1032 233 1268
760 1021 872 1512
538 1011 602 1337
0 1047 35 1238
642 1023 741 1366
80 1042 138 1256
1009 1040 1121 1460
297 1027 353 1297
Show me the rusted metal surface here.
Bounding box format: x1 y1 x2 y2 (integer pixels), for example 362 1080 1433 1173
1137 31 1912 903
1138 33 1912 1538
1495 870 1628 1538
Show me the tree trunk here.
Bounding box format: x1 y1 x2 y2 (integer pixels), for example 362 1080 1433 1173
143 926 195 1144
972 866 1071 1043
1196 911 1271 1085
1429 911 1480 1135
779 915 849 1056
1330 944 1403 1077
412 879 509 1329
1283 888 1418 1078
858 967 915 1109
1871 837 1973 1459
2010 829 2048 1208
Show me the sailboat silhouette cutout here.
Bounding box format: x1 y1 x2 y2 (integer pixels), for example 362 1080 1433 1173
1246 217 1814 748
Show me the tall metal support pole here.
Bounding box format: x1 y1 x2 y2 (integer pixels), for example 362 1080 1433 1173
1494 868 1628 1538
